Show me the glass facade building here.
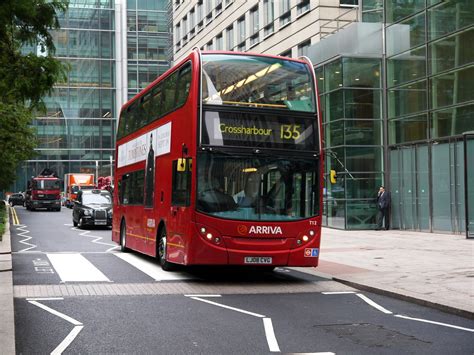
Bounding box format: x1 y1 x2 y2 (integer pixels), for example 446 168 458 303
11 0 171 192
310 0 474 234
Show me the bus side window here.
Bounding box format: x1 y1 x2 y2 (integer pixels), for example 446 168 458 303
176 63 192 107
172 158 191 206
119 174 129 205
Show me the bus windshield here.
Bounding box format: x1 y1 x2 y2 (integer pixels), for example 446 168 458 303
196 152 318 221
202 54 315 112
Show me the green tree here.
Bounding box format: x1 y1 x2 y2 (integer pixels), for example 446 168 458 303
0 0 68 190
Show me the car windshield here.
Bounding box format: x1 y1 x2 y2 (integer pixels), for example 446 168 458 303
196 152 319 221
83 193 111 205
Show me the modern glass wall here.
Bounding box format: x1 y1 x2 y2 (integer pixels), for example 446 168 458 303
316 56 383 229
12 0 117 192
126 0 171 99
386 0 474 234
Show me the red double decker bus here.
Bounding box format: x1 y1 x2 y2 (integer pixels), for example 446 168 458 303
112 50 323 270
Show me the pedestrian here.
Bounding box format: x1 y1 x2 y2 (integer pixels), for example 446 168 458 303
376 186 391 230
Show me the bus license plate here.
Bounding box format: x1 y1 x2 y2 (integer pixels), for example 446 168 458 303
244 257 272 264
95 220 107 225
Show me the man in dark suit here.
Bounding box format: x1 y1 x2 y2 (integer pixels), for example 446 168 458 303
376 186 391 230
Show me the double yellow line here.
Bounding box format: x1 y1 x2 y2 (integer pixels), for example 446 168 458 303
10 207 20 225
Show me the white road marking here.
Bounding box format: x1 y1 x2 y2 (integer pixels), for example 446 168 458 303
28 300 84 355
28 300 82 326
190 296 266 318
27 297 64 301
51 325 84 355
395 315 474 332
356 293 393 314
184 294 222 297
322 291 356 295
47 253 110 282
16 225 37 252
114 253 192 281
71 227 119 252
263 318 281 352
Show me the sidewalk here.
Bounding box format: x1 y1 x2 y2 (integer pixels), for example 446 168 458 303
296 227 474 319
0 205 15 354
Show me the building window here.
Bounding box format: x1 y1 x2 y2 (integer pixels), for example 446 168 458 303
197 1 203 27
279 0 291 26
263 0 274 37
226 25 234 50
237 16 246 47
189 7 195 35
215 33 223 50
215 0 223 15
175 24 180 43
297 0 310 16
182 16 188 40
280 49 291 57
206 0 213 19
298 40 310 57
340 0 359 7
224 0 233 7
206 40 213 50
250 6 259 46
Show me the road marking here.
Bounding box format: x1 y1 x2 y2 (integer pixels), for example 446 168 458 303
16 225 37 252
184 294 222 297
28 299 84 355
27 297 64 301
11 207 20 225
356 293 393 314
114 253 193 281
47 253 110 282
189 296 266 318
51 325 84 355
28 300 82 326
322 291 355 295
395 315 474 332
263 318 280 352
71 227 119 252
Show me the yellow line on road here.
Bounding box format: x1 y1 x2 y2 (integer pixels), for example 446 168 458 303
11 207 20 225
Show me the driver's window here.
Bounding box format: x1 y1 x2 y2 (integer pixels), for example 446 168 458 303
172 159 191 206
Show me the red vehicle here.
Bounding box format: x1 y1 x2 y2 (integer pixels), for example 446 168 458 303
25 169 62 211
112 50 323 270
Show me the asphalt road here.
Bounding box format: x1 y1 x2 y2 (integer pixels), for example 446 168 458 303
11 206 474 354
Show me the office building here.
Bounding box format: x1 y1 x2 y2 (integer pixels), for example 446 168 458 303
11 0 171 191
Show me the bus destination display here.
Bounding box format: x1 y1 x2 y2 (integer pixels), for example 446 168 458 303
202 111 316 150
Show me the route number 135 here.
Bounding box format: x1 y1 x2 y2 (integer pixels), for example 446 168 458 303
280 124 301 140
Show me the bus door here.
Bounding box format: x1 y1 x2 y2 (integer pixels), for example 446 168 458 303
168 158 192 263
119 170 146 252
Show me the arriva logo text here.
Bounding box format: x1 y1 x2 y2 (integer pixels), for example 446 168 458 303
249 226 283 235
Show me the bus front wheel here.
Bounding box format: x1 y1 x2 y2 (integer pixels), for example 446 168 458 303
158 227 175 271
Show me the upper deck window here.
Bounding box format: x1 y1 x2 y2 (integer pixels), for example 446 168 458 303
201 54 315 112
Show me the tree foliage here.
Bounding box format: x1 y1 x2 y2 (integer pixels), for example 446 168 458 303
0 103 37 189
0 0 68 190
0 0 69 108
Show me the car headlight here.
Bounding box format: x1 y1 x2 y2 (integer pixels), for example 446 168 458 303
83 209 92 216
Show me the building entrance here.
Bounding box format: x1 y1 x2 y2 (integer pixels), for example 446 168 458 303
390 141 466 234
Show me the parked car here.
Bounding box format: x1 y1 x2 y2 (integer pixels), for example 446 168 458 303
8 193 25 207
72 189 112 228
